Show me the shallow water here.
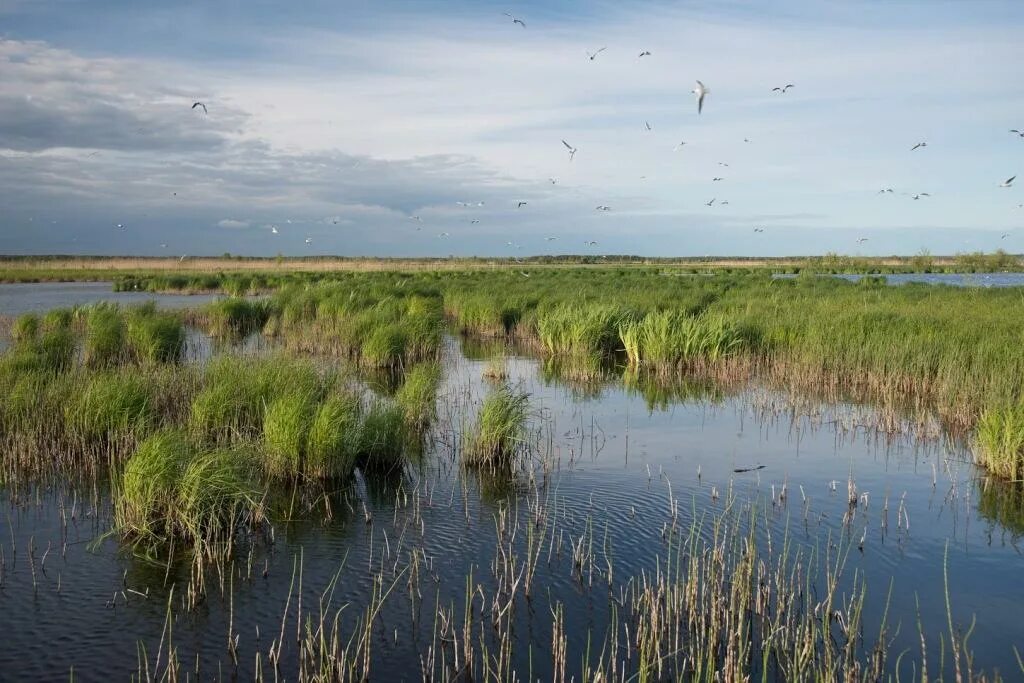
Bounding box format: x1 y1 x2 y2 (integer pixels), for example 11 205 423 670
1 311 1023 678
774 272 1024 287
0 281 227 318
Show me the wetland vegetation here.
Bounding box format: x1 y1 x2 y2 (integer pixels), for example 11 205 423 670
1 266 1023 680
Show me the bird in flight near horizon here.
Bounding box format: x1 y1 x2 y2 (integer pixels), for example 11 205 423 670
304 237 312 244
1010 129 1024 138
546 236 558 241
1001 233 1011 239
517 201 528 208
548 177 558 184
692 80 708 114
772 84 795 93
470 219 480 224
562 139 577 161
908 193 931 200
191 101 207 114
645 121 652 131
595 205 611 211
753 227 764 233
999 175 1016 187
878 188 894 194
712 177 723 182
673 141 687 151
857 238 869 243
587 47 607 61
503 12 525 27
910 141 927 151
270 225 278 234
638 50 651 58
705 198 716 206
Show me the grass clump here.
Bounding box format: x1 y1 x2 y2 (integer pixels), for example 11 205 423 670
356 402 408 472
127 311 186 363
206 298 270 338
11 313 39 344
362 324 408 369
83 305 126 367
395 362 441 428
115 429 194 551
177 445 262 552
464 384 529 467
262 393 316 477
974 404 1024 480
306 394 361 478
65 371 154 445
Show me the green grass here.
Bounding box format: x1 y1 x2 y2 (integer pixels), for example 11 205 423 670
127 310 186 363
395 361 441 428
64 371 154 444
11 313 39 344
464 384 529 467
974 404 1024 480
362 324 408 368
205 298 270 338
176 445 262 552
262 393 316 477
115 428 194 551
356 402 408 472
306 394 361 478
83 305 127 367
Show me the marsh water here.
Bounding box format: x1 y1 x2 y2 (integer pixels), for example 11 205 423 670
1 286 1024 680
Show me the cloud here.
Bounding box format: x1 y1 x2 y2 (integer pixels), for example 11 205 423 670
217 218 250 229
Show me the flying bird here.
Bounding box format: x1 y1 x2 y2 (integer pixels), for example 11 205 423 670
587 47 607 61
743 138 751 143
720 200 730 205
191 101 207 114
753 227 764 233
638 50 651 58
771 84 795 93
1010 129 1024 138
673 141 687 151
116 223 124 230
705 198 716 206
718 162 729 167
470 219 481 224
999 175 1016 188
595 205 611 211
692 80 708 114
1001 233 1011 239
585 240 598 246
304 237 312 244
856 238 869 244
438 232 450 237
712 177 723 182
503 12 525 27
270 225 279 234
910 141 927 151
908 193 931 200
545 236 558 241
562 139 577 161
549 177 558 184
410 215 422 222
878 188 894 194
645 121 652 131
517 201 528 208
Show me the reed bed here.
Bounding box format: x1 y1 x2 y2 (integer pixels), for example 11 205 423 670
463 384 530 467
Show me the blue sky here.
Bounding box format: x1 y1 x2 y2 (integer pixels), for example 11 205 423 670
1 0 1023 257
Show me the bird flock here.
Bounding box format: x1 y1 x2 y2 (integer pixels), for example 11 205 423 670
113 12 1021 256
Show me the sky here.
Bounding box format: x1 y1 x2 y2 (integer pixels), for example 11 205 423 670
1 0 1023 258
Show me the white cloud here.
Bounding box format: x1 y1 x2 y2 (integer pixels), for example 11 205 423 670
217 218 251 229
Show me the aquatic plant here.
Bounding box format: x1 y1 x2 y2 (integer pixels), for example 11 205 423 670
356 402 408 472
306 394 361 478
127 311 186 364
464 384 529 466
361 323 408 369
975 403 1024 480
11 313 39 344
83 305 127 367
64 371 153 444
395 361 441 428
262 393 316 477
205 298 270 338
115 428 194 550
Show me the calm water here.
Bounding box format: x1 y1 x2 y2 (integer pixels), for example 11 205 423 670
0 281 224 318
1 297 1023 680
774 272 1024 287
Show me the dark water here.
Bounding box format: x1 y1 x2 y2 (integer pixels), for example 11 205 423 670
1 326 1023 678
774 272 1024 287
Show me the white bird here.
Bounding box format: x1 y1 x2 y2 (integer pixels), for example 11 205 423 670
712 177 723 182
304 237 312 244
545 236 558 241
1000 175 1016 188
720 200 730 205
877 188 894 194
116 223 124 230
753 227 764 233
910 141 927 151
503 12 525 27
908 193 931 200
857 238 869 243
587 47 607 61
595 205 611 211
705 198 716 206
771 84 795 93
562 139 577 161
718 162 729 167
645 121 652 131
673 141 687 151
585 240 598 246
1001 233 1011 239
1010 129 1024 138
410 215 422 222
270 225 279 234
549 177 558 184
691 80 708 114
638 50 651 58
438 232 450 237
520 271 530 278
743 138 751 143
470 219 480 224
160 243 167 248
517 201 528 208
191 101 207 114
